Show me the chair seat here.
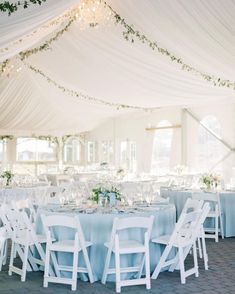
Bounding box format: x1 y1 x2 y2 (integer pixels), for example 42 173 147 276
207 211 219 217
152 234 193 248
50 240 92 252
152 234 170 245
104 240 145 253
13 233 48 246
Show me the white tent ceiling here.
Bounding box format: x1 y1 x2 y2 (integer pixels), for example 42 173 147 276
0 0 235 135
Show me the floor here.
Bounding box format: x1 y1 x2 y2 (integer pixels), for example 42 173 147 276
0 238 234 294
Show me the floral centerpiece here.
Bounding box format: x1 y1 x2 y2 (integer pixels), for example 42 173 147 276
200 173 220 190
173 165 187 175
116 168 125 179
100 162 108 169
1 170 14 186
90 183 121 205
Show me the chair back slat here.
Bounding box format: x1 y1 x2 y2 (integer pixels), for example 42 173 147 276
181 198 203 214
192 192 219 202
115 216 154 231
42 214 77 229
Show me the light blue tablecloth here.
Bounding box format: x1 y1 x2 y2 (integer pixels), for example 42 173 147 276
0 186 48 202
161 188 235 237
36 204 176 282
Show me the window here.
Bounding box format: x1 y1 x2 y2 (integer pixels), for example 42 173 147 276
198 115 226 171
120 140 137 172
16 138 57 162
64 138 81 163
0 141 3 161
87 141 96 163
101 140 114 163
151 120 173 174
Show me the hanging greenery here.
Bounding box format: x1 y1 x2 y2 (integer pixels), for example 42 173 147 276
0 0 47 15
103 1 235 90
19 17 76 60
0 135 14 140
1 0 234 92
26 62 159 111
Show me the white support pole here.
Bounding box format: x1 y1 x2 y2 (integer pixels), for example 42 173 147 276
184 108 234 152
181 109 187 166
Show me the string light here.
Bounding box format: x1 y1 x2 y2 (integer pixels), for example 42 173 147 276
75 0 113 30
1 57 22 78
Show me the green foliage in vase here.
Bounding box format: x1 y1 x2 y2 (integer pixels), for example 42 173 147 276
1 170 14 186
90 185 121 203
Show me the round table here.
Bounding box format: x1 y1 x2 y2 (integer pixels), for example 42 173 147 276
0 186 49 203
36 203 176 282
161 188 235 237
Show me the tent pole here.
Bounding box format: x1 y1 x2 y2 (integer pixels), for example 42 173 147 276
184 108 234 152
181 108 187 166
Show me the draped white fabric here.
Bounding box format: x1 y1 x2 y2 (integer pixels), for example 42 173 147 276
0 0 234 135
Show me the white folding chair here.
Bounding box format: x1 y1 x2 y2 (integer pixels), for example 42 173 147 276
192 192 224 242
151 203 210 284
11 198 37 224
7 209 49 282
0 226 7 271
102 215 154 293
178 198 208 270
41 214 94 291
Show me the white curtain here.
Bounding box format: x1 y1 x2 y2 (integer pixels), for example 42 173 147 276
0 0 234 135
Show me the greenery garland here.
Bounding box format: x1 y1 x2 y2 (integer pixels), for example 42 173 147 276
103 1 235 90
0 16 76 74
0 135 14 140
19 17 76 60
0 0 47 15
26 63 158 111
1 0 234 92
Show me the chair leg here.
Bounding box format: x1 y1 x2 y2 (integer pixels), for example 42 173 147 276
197 237 202 258
152 244 172 279
219 214 224 239
178 247 186 284
193 242 199 278
201 233 208 270
0 241 5 271
145 249 151 290
43 246 50 288
137 253 145 279
71 251 78 291
215 215 219 242
3 239 8 266
50 251 61 277
82 247 94 283
21 245 29 282
115 250 121 293
9 241 15 276
101 248 112 284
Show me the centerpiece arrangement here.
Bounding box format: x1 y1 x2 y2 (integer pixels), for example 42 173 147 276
0 170 14 186
90 183 121 207
116 168 126 180
200 173 220 190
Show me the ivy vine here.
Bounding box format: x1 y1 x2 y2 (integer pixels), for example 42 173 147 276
0 0 47 15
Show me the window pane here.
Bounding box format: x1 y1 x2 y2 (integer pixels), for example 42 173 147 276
120 141 137 172
198 115 226 171
101 140 113 163
64 138 81 163
87 141 96 163
151 120 173 174
16 138 56 162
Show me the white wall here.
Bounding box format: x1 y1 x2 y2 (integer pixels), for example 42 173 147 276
85 103 235 180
